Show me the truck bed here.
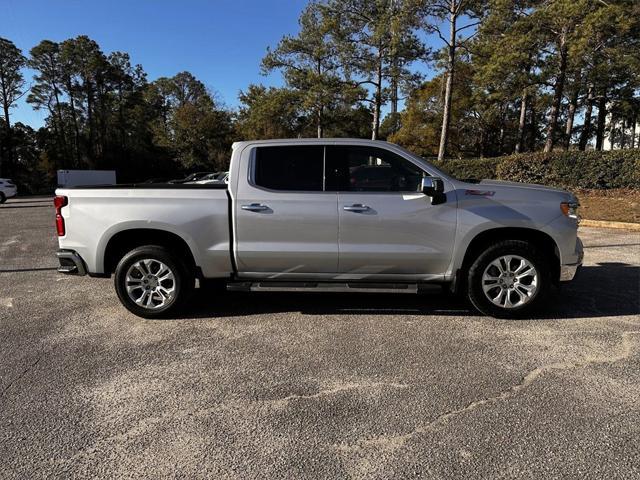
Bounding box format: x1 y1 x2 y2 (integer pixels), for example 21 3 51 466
55 184 232 277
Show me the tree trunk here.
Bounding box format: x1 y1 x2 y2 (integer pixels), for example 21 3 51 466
64 78 82 167
49 86 71 167
515 91 528 153
498 107 505 154
86 81 95 164
316 60 323 139
371 50 383 141
45 103 65 169
371 85 380 140
317 105 323 139
631 115 637 149
118 85 126 151
390 0 399 116
595 92 607 150
391 76 398 115
544 30 568 152
578 84 594 151
437 3 457 162
1 95 11 177
529 101 538 152
97 81 107 161
563 88 579 150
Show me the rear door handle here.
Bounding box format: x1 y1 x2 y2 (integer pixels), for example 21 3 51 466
241 203 270 212
343 204 370 212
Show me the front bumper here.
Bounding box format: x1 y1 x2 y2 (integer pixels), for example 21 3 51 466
57 249 87 275
559 237 583 282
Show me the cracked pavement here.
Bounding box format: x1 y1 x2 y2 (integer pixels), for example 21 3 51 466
1 196 639 479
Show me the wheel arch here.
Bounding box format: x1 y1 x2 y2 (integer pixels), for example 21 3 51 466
458 227 561 285
102 228 198 276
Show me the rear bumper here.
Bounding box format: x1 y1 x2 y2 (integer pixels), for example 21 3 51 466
57 249 87 275
559 237 583 282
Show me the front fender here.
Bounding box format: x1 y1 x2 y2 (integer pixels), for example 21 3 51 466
447 191 565 276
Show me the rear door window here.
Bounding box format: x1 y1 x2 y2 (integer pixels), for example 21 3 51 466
254 145 324 191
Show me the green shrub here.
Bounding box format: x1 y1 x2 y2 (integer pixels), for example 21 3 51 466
433 157 501 182
435 150 640 189
496 152 560 186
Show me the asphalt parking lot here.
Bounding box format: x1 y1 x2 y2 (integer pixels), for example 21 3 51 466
1 196 639 479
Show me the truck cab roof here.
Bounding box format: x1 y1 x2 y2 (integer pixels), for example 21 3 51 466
232 138 393 150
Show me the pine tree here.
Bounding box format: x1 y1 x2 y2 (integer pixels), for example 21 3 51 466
328 0 424 140
0 37 26 175
262 1 354 138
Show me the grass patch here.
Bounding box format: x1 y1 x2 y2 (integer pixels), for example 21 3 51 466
574 189 640 224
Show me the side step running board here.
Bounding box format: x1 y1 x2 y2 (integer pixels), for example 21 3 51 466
227 281 419 294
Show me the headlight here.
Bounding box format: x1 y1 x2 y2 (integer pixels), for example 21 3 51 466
560 201 580 220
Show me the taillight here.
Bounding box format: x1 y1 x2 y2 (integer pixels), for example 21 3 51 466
54 195 68 236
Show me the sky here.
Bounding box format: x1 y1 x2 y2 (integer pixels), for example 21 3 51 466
2 0 441 129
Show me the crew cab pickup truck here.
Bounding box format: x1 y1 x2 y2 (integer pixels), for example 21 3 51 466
55 139 583 318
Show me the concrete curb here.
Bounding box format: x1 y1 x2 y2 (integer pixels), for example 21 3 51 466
580 219 640 231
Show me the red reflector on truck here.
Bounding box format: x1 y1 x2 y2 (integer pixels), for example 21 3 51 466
54 195 68 236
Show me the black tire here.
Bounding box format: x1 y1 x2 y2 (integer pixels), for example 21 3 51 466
467 240 550 319
114 245 194 318
0 192 6 204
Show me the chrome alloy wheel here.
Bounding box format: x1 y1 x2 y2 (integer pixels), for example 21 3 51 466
481 255 538 309
125 259 176 310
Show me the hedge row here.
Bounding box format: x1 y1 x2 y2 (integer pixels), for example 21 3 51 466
434 149 640 189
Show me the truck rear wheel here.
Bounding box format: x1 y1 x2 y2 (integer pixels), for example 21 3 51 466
114 245 193 318
467 240 550 319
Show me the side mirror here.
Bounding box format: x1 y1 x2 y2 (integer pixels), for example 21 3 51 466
421 176 446 205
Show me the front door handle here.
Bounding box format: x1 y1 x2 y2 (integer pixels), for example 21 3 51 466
343 204 370 212
241 203 270 212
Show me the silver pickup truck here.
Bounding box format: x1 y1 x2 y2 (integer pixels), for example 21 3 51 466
55 139 583 318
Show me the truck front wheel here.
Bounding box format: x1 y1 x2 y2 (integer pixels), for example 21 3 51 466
114 245 193 318
467 240 550 318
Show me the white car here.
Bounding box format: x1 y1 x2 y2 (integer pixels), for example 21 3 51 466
0 178 17 203
192 172 229 185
